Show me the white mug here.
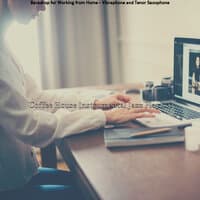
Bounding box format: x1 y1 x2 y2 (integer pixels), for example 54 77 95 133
185 126 200 152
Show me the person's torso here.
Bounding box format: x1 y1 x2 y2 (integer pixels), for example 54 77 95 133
0 42 39 191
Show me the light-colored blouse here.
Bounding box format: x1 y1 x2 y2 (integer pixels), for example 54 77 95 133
0 38 106 191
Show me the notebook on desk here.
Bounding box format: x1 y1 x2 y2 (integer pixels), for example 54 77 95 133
104 126 185 148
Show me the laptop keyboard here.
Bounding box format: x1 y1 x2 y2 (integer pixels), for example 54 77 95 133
152 103 200 120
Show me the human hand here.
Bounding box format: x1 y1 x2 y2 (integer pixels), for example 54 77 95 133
94 93 133 110
104 107 160 124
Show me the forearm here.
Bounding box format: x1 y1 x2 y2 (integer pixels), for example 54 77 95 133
0 80 106 148
25 73 96 113
29 89 97 113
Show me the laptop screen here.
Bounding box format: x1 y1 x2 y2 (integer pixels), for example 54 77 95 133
174 37 200 106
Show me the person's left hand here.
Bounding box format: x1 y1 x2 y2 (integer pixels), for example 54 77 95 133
93 93 133 110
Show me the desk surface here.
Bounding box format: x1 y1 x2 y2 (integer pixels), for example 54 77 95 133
58 84 200 200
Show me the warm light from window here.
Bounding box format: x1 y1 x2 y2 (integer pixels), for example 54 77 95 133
5 20 42 88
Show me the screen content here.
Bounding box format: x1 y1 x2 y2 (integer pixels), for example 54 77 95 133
174 39 200 105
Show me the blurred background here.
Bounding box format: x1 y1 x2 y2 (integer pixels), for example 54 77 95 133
5 0 200 90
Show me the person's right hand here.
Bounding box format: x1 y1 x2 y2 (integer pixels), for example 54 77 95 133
104 107 160 124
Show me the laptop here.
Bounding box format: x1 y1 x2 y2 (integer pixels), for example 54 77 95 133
137 37 200 128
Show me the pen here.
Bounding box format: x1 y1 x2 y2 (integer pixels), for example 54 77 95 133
130 127 172 138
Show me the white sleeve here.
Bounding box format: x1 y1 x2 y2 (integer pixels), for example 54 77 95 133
24 74 96 113
0 80 106 148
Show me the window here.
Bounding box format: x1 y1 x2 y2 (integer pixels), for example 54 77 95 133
5 20 42 88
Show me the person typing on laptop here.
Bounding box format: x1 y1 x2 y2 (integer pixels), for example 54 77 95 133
0 0 159 199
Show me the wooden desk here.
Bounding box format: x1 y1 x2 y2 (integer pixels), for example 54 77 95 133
57 84 200 200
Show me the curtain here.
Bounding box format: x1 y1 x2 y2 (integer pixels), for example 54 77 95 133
37 6 122 90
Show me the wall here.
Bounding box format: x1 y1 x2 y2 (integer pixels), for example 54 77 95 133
119 0 200 84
